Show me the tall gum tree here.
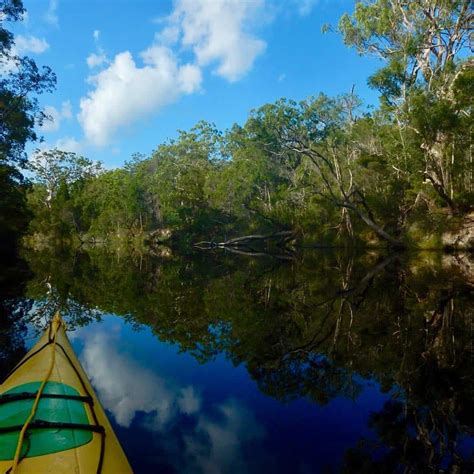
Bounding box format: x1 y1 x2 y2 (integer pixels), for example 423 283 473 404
240 95 407 248
338 0 473 215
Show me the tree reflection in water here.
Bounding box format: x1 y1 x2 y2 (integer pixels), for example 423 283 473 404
1 247 473 472
0 252 31 379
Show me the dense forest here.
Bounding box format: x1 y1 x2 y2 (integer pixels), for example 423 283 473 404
1 0 473 253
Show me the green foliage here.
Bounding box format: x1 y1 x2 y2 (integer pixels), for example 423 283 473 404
0 0 56 251
0 0 56 167
26 150 103 241
22 0 473 250
0 164 30 244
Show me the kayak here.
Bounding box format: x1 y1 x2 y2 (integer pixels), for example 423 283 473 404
0 313 133 473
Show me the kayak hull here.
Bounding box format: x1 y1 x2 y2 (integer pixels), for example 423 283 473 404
0 316 133 473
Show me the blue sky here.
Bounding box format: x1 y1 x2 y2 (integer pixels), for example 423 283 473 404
11 0 382 168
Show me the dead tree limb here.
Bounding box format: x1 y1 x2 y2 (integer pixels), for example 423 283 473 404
194 230 296 249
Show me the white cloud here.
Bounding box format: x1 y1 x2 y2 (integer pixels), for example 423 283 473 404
61 100 73 119
1 35 49 72
78 47 201 146
187 400 265 474
78 0 266 146
53 136 82 153
40 106 61 132
77 324 266 473
278 72 286 82
166 0 266 82
21 11 29 25
295 0 318 16
14 35 50 55
86 52 107 69
178 386 201 415
81 331 180 428
33 135 83 155
44 0 59 25
39 100 73 133
88 30 108 69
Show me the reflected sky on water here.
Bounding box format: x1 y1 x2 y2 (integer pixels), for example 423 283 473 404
69 315 387 473
2 248 473 472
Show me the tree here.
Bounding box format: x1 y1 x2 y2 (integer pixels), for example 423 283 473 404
238 95 406 247
338 0 473 214
27 150 103 239
28 149 103 208
0 164 30 244
0 0 24 55
0 0 56 250
338 1 472 101
80 169 145 236
0 0 56 167
145 122 224 234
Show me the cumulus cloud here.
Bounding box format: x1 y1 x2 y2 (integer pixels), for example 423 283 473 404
39 100 72 132
78 0 266 146
78 47 201 146
33 135 83 155
87 29 108 69
166 0 266 82
13 35 50 55
178 386 201 415
86 52 107 69
187 400 266 473
53 136 82 154
1 35 50 73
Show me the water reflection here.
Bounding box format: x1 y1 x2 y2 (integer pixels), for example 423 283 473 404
0 247 473 472
75 322 266 473
0 253 30 378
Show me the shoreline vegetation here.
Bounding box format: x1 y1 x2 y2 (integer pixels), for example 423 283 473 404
1 1 473 257
22 209 474 254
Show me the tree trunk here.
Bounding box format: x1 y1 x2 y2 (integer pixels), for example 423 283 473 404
194 231 295 249
345 202 406 248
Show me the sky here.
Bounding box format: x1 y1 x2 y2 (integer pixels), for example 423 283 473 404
10 0 382 168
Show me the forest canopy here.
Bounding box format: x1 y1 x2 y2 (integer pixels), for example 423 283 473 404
2 0 473 251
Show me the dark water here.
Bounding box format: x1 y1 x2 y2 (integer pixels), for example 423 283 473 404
1 247 473 473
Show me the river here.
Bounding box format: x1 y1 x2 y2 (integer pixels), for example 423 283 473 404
1 247 473 472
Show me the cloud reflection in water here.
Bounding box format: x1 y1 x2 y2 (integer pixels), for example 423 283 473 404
78 325 267 473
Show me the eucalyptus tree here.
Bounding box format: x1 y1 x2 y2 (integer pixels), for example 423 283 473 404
338 0 473 214
28 149 103 208
146 121 224 233
80 168 149 237
238 95 406 247
27 150 103 238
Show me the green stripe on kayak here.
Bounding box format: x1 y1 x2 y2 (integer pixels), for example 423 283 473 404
0 381 93 460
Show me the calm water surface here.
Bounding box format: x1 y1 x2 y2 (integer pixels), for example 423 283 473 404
1 248 473 472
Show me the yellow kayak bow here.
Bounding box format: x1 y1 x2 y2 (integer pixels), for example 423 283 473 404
0 313 132 473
